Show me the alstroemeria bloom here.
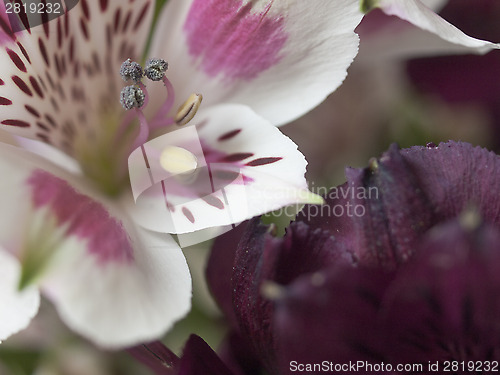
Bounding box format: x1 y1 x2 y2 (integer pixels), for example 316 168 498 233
0 0 368 348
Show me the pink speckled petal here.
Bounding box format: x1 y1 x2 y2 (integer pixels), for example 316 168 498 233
0 143 191 348
126 104 321 237
148 0 363 126
0 0 154 155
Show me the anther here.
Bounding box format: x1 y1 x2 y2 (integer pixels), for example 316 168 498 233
120 85 145 110
119 58 143 83
144 58 168 81
160 146 198 175
175 93 203 126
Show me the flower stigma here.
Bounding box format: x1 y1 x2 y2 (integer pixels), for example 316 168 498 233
160 146 199 175
76 57 203 198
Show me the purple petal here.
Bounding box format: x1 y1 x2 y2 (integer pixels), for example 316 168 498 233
274 266 395 372
217 331 264 375
381 216 500 363
299 141 500 269
206 222 249 327
128 341 179 375
176 335 235 375
299 143 435 269
231 218 353 373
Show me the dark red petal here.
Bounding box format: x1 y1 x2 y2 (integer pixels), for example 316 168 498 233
127 341 178 375
231 218 352 373
217 331 264 375
299 141 500 270
176 335 235 375
382 217 500 363
299 143 435 269
206 222 249 327
274 266 395 371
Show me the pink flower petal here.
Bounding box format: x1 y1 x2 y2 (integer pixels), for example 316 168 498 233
149 0 363 126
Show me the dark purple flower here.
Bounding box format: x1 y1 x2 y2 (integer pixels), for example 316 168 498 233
205 141 500 374
128 335 235 375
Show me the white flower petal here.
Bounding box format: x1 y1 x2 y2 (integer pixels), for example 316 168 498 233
127 104 321 236
366 0 500 55
0 0 154 155
0 142 191 348
0 248 40 342
41 226 191 349
148 0 363 126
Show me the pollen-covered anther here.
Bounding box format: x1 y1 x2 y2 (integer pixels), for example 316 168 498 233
175 93 203 126
160 146 198 175
144 58 168 81
119 58 143 83
120 85 145 110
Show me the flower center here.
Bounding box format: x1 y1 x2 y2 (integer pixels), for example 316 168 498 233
75 58 202 197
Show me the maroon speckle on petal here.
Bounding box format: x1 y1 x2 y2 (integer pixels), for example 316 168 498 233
28 170 134 264
182 207 195 223
219 152 254 162
64 10 70 37
68 37 75 62
36 133 50 143
0 97 12 105
133 2 150 31
218 129 242 142
114 8 121 32
122 10 132 32
29 76 44 98
100 0 109 12
45 114 57 128
6 48 26 72
0 79 4 85
25 104 40 117
81 0 90 20
36 122 49 131
38 38 50 67
2 119 30 127
56 18 63 48
246 157 282 167
79 18 89 40
42 10 49 38
17 42 30 63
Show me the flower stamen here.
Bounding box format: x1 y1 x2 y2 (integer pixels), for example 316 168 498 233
117 58 203 154
174 93 203 126
144 58 168 81
120 85 145 110
120 58 144 84
149 75 176 130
